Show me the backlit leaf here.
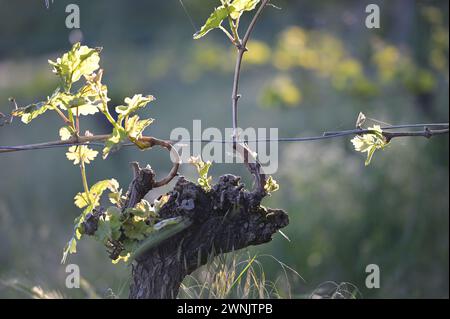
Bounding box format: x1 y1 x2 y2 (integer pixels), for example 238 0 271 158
188 155 213 191
66 145 98 165
48 42 101 90
59 126 73 141
351 125 389 166
116 94 155 119
193 5 231 39
125 115 154 140
264 176 280 193
103 127 128 159
229 0 260 20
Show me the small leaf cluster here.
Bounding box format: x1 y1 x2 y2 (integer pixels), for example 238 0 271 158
12 43 156 159
62 178 120 263
103 94 155 159
194 0 260 40
264 176 280 194
91 195 170 264
351 124 389 166
188 156 213 191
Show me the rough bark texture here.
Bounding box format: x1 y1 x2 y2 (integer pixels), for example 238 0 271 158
128 175 288 299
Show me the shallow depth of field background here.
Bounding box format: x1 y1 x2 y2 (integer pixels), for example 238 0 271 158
0 0 448 298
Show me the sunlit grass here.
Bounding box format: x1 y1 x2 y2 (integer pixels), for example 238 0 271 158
1 278 64 299
179 251 303 299
0 276 101 299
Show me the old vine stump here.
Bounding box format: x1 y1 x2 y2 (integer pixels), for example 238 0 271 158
128 173 288 299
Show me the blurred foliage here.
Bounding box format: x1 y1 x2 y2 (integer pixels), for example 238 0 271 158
0 0 448 298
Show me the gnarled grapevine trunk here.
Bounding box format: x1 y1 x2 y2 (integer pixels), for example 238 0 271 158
128 175 289 298
83 163 289 299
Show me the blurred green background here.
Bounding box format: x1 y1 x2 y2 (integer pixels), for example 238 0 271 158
0 0 448 298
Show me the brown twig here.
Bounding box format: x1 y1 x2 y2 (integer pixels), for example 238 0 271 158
139 136 181 188
382 128 449 142
231 0 270 141
229 0 271 193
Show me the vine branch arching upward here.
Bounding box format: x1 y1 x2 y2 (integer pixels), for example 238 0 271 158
231 0 270 142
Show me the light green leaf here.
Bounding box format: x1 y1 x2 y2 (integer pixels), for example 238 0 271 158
12 88 63 124
94 206 121 243
108 189 124 206
74 179 119 209
66 96 99 116
66 145 98 165
365 146 377 166
125 199 159 220
264 176 280 193
81 71 110 112
95 216 112 243
18 103 49 124
112 252 131 264
193 0 261 39
351 125 389 166
153 195 170 214
193 5 231 39
49 42 101 90
188 156 213 191
125 115 154 140
55 80 105 116
59 126 74 141
116 94 155 120
61 238 77 264
103 126 128 159
123 218 152 240
74 192 94 209
230 0 260 20
90 178 119 199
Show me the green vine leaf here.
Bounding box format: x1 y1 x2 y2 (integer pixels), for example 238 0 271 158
59 126 74 141
193 5 232 39
63 179 119 263
48 42 101 91
66 145 98 165
125 115 154 141
102 126 128 159
125 199 158 220
95 206 122 243
193 0 261 40
116 94 155 122
82 71 110 111
12 88 62 124
61 238 77 264
123 218 153 241
112 253 131 264
229 0 260 20
351 125 389 166
188 156 213 191
13 102 50 124
73 179 119 209
62 95 100 116
108 188 125 207
264 176 280 194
